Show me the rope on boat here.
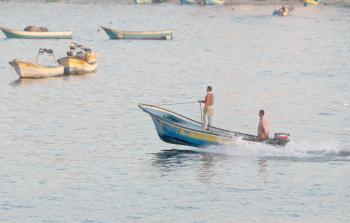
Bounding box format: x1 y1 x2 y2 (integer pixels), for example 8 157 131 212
157 101 204 123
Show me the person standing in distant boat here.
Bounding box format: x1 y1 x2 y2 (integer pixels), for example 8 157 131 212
280 5 289 16
199 86 214 131
258 110 270 141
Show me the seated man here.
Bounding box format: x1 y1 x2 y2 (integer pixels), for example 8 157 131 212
257 110 269 141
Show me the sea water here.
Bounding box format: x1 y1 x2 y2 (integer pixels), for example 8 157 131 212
0 2 349 222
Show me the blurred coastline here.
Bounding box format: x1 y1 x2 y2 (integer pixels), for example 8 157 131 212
1 0 350 7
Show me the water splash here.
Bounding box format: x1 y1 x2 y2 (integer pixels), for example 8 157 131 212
193 139 350 162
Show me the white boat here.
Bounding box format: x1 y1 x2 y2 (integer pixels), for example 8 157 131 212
1 27 73 39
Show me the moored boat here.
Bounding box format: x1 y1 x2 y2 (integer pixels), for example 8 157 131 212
203 0 224 5
135 0 165 4
0 27 72 39
57 43 97 75
272 6 294 16
9 60 64 78
180 0 196 4
9 48 64 78
100 26 173 40
139 104 290 148
304 0 319 6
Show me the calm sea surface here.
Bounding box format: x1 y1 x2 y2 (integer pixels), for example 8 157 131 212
0 2 349 222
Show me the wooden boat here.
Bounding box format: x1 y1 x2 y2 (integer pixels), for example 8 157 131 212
57 56 97 75
135 0 165 4
203 0 224 5
272 6 294 16
180 0 197 4
304 0 319 6
9 48 64 78
57 44 97 75
100 26 173 40
0 27 72 39
139 104 290 148
9 60 64 79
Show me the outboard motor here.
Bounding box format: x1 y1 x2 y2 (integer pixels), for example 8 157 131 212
274 133 290 142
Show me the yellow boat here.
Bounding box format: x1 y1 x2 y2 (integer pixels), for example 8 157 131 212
10 48 64 79
304 0 319 6
57 44 97 75
57 56 97 75
9 60 64 78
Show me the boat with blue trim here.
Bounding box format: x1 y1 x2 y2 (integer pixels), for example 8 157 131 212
180 0 197 4
203 0 224 5
139 104 290 148
135 0 165 4
304 0 319 6
0 27 72 39
100 26 173 40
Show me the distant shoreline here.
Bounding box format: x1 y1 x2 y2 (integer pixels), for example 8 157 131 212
1 0 350 7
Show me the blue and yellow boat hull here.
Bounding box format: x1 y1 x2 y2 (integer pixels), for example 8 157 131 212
139 104 290 148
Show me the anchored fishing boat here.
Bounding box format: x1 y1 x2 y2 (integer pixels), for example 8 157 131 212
180 0 197 4
304 0 319 6
203 0 225 5
57 43 97 75
9 48 64 78
273 6 294 16
100 26 173 40
139 104 290 148
135 0 165 3
0 27 72 39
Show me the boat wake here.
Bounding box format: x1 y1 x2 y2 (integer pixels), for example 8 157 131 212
191 139 350 162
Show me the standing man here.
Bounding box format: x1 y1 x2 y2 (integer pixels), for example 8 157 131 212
257 110 270 141
200 86 214 131
280 5 289 16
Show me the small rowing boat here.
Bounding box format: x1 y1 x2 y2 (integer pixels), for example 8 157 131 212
57 43 97 75
9 60 64 78
0 27 72 39
139 104 290 148
203 0 224 5
9 48 64 78
135 0 165 3
304 0 319 6
272 6 294 16
180 0 197 4
100 26 173 40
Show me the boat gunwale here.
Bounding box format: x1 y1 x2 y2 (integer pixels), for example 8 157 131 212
139 103 259 139
10 59 64 69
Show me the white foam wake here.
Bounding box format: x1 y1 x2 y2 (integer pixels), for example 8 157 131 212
194 139 350 161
